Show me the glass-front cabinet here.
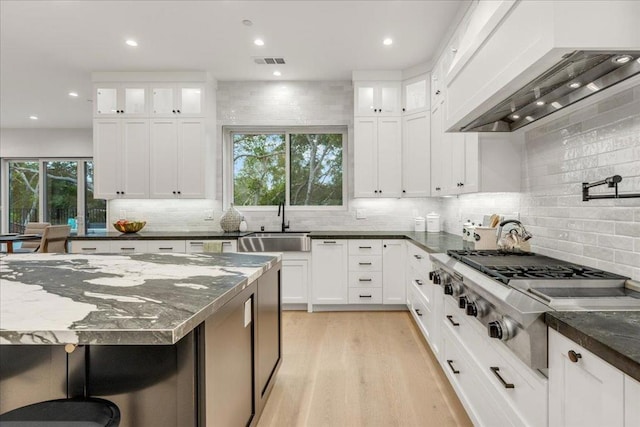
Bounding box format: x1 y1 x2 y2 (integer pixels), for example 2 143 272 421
151 83 205 117
94 83 148 117
353 81 401 117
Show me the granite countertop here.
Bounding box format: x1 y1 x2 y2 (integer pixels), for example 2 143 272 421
545 311 640 382
308 231 464 253
0 252 280 346
70 231 251 240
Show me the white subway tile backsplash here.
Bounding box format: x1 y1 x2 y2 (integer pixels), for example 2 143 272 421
443 82 640 279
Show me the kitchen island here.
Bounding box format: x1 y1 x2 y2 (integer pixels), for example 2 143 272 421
0 252 282 427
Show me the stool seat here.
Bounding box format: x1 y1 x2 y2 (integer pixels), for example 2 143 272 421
0 397 120 426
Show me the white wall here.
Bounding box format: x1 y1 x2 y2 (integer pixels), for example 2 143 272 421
442 82 640 280
0 128 92 158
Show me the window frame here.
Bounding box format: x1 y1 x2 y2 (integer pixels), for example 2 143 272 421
0 157 100 234
223 126 348 211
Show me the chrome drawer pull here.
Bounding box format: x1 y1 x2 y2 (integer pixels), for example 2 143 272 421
359 246 372 249
446 360 460 374
358 262 372 265
358 278 372 282
359 294 372 298
490 367 514 389
446 315 460 326
414 308 423 317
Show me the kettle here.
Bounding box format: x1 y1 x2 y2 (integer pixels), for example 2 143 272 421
496 220 532 253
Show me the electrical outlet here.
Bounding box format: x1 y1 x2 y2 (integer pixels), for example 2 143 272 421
356 209 367 219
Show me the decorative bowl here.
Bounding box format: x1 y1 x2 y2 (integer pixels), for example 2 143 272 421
113 220 146 233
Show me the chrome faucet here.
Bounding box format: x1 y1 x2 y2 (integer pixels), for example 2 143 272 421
497 219 532 244
277 202 290 233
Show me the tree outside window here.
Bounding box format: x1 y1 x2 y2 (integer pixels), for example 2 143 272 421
232 131 344 207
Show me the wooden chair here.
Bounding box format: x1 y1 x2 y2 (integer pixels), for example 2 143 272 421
37 225 71 253
18 222 50 252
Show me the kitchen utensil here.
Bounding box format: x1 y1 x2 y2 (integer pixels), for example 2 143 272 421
490 214 500 228
113 220 146 233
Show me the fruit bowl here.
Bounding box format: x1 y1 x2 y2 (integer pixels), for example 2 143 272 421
113 220 146 233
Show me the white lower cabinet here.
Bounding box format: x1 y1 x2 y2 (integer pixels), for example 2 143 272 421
71 239 237 254
70 240 112 253
146 240 186 253
281 252 310 305
625 376 640 427
382 240 406 304
549 328 625 427
311 240 348 304
185 240 237 253
109 240 149 254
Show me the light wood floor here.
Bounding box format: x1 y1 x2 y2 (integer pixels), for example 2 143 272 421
257 311 472 427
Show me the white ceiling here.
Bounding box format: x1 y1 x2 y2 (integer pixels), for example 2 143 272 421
0 0 466 129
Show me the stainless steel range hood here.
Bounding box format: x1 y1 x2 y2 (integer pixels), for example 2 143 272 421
458 51 640 132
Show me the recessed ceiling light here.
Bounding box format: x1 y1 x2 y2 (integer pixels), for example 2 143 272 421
383 38 393 46
612 55 631 64
535 100 545 106
525 116 534 122
254 39 264 46
29 115 38 120
68 92 79 97
125 39 138 47
273 70 281 76
242 19 253 26
568 82 581 89
511 114 520 120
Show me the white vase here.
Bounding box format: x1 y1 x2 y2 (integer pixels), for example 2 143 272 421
220 203 242 232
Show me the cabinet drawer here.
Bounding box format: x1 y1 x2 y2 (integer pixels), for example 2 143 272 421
408 285 433 344
408 265 431 304
109 240 149 253
70 240 112 253
348 255 382 272
348 287 383 304
348 240 382 255
407 244 429 273
348 271 383 288
147 240 186 253
185 240 237 253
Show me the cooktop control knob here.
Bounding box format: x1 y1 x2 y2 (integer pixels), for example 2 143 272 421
433 272 441 284
458 296 467 309
444 281 463 296
487 317 518 341
465 298 488 317
429 271 435 281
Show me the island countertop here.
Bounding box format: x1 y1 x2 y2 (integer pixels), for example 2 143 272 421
0 252 280 346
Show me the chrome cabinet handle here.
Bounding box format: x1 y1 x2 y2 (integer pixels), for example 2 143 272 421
446 315 460 326
446 360 460 374
490 367 514 389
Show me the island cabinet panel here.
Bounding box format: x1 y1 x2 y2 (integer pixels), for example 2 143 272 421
204 281 257 427
257 264 282 406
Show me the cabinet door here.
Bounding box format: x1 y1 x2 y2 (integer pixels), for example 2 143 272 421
353 118 378 198
402 112 431 197
354 83 376 116
176 119 205 198
122 85 148 117
93 119 122 199
146 240 186 253
376 117 402 197
448 132 466 195
382 240 406 304
120 119 149 198
626 376 640 427
282 258 308 304
549 329 624 427
151 84 177 117
430 104 444 196
462 133 479 194
402 75 429 115
149 120 179 198
257 265 281 400
377 82 401 116
311 240 348 304
95 84 120 116
109 240 149 253
178 84 205 117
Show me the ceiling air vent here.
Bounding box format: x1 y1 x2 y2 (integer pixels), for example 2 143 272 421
253 57 286 65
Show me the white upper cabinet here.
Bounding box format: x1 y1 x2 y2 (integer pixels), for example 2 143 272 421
354 81 402 117
151 83 205 118
95 83 148 117
402 111 430 197
402 74 430 115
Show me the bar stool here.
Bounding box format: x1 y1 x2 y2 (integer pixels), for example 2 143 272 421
0 345 121 426
0 397 120 426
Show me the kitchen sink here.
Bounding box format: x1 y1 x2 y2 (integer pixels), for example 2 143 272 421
238 232 311 252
